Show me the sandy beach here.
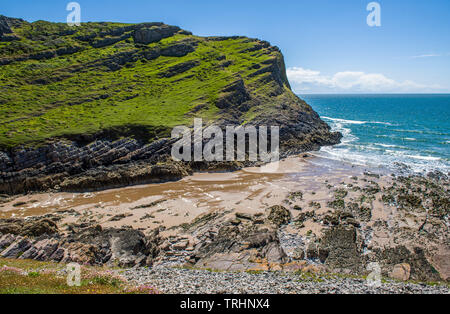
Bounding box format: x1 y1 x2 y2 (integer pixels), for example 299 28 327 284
1 154 448 284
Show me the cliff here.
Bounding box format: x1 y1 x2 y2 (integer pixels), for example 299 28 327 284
0 16 341 194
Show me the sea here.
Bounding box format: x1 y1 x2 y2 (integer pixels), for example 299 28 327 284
300 94 450 174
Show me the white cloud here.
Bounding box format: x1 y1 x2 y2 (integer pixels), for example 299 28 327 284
410 54 442 59
286 67 443 93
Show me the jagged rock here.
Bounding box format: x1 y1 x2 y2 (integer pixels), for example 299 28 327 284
160 41 196 57
0 234 16 251
20 238 60 261
0 222 161 267
65 225 161 267
0 218 22 235
235 212 252 220
0 236 32 258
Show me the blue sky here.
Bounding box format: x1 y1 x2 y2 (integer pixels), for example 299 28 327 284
2 0 450 93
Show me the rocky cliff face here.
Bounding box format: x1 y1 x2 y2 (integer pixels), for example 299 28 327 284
0 16 341 194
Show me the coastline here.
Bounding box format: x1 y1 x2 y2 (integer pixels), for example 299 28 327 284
0 153 448 286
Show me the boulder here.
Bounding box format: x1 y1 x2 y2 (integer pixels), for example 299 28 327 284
265 205 291 227
390 263 411 281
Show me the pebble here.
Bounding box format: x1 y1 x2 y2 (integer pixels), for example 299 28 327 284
120 267 450 294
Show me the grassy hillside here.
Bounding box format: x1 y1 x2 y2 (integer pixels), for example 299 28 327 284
0 16 293 149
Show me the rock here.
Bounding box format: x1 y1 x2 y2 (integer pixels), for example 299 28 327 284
306 242 318 260
0 221 162 267
230 219 241 226
20 238 59 261
345 217 361 228
0 234 16 251
0 217 58 236
264 242 287 264
193 222 288 270
158 60 199 78
0 219 22 235
235 212 252 220
22 218 58 236
109 213 132 222
390 263 411 281
133 25 180 44
0 236 32 258
172 240 189 250
292 248 305 260
302 264 322 274
160 41 196 57
265 205 291 227
375 246 441 282
318 225 361 271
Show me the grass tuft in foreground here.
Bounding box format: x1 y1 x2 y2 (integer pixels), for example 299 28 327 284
0 258 159 294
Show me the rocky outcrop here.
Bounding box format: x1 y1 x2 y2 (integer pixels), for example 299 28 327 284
133 25 182 44
0 218 161 267
191 220 289 271
0 217 58 237
0 15 21 41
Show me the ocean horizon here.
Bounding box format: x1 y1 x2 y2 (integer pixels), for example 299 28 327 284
300 94 450 174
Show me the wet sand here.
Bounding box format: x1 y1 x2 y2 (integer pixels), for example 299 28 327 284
0 155 387 235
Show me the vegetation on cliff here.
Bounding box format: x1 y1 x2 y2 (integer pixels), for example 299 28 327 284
0 15 336 150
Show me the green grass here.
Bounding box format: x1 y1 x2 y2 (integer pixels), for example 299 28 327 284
0 258 159 294
0 19 292 149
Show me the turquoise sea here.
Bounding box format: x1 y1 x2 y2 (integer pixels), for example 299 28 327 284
301 94 450 174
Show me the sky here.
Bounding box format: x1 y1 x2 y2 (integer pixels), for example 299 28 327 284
2 0 450 94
